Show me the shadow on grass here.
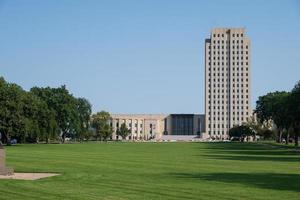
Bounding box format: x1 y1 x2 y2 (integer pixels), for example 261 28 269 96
208 150 300 156
197 142 300 162
201 142 278 150
171 172 300 192
201 142 300 151
201 154 300 162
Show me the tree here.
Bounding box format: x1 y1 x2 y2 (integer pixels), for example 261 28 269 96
76 98 92 141
261 129 275 140
31 86 80 143
229 125 255 142
0 76 92 144
244 115 274 141
91 111 112 141
288 81 300 146
255 91 290 143
101 123 113 141
118 123 131 140
21 92 43 143
0 77 25 145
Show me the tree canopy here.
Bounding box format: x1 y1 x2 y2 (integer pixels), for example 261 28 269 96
229 125 255 141
91 111 113 141
255 81 300 146
117 123 131 140
0 77 92 144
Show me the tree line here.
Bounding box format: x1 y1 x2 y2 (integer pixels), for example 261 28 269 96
0 76 135 145
229 80 300 146
0 77 92 144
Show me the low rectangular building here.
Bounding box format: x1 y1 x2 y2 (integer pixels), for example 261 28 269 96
110 113 205 141
110 114 167 140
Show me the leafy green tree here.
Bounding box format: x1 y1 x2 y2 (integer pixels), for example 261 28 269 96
91 111 112 141
31 95 58 143
21 92 43 143
259 129 275 140
255 91 290 143
118 123 131 140
0 76 92 144
31 86 80 143
76 98 92 141
0 77 25 145
229 125 255 142
288 81 300 146
101 123 113 141
244 115 275 141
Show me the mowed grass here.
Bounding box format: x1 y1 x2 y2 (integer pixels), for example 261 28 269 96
1 142 300 200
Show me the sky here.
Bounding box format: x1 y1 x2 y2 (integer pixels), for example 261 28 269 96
0 0 300 114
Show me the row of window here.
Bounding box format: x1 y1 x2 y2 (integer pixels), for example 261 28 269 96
209 72 249 77
212 33 244 38
208 82 248 88
208 62 249 66
208 89 249 94
128 123 143 128
209 45 248 50
208 67 249 71
208 83 249 89
208 95 249 100
208 93 249 97
208 100 249 104
209 56 248 60
209 77 249 82
115 122 149 129
209 89 249 93
212 40 244 44
208 105 249 110
208 94 249 98
208 111 249 115
209 83 249 88
209 124 227 128
208 131 226 136
208 116 247 121
208 50 249 55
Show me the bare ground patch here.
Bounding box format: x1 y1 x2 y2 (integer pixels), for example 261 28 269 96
0 173 60 180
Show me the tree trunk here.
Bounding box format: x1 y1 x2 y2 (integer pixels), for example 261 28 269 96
279 129 282 143
295 132 299 147
6 135 11 146
276 130 280 143
294 124 299 147
61 133 66 143
285 133 289 145
2 132 11 146
277 129 283 143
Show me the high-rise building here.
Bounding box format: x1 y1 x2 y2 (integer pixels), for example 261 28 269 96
205 28 251 139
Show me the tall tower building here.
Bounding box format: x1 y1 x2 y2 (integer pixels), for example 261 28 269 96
205 28 251 139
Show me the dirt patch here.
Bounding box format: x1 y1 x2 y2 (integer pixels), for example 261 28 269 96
0 173 60 180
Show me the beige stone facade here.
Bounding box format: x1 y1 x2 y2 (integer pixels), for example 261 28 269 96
205 28 251 139
110 114 167 140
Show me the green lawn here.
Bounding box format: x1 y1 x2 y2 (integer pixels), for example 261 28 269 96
1 142 300 200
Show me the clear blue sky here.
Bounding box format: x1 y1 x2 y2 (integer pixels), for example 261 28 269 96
0 0 299 114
